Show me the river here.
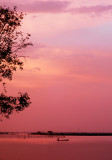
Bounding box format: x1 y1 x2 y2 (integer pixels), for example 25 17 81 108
0 136 112 160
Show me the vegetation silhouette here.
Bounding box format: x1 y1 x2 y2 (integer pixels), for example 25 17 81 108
0 6 32 118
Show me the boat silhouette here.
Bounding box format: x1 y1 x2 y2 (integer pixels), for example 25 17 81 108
57 138 69 141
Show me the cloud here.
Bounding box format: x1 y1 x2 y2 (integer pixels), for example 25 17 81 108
1 1 70 13
68 5 112 15
33 67 41 71
26 67 41 72
1 1 112 15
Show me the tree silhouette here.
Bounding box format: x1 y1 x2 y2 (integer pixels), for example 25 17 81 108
0 6 32 118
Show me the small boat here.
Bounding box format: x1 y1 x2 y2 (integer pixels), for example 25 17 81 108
57 138 69 141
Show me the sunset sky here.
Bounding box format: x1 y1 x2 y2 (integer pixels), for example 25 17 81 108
0 0 112 132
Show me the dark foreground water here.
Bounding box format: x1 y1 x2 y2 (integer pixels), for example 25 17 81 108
0 136 112 160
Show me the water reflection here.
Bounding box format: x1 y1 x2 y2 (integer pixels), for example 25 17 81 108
0 136 112 160
0 135 112 144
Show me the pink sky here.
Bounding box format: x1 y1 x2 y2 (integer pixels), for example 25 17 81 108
0 0 112 132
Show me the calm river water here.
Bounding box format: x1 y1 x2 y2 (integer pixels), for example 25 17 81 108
0 136 112 160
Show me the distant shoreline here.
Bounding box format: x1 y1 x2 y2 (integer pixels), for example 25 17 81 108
30 132 112 136
0 131 112 136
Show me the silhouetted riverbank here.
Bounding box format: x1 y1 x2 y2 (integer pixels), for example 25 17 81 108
0 131 112 137
30 131 112 136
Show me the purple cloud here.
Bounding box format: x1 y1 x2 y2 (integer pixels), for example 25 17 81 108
68 5 112 14
1 1 112 15
1 1 70 13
